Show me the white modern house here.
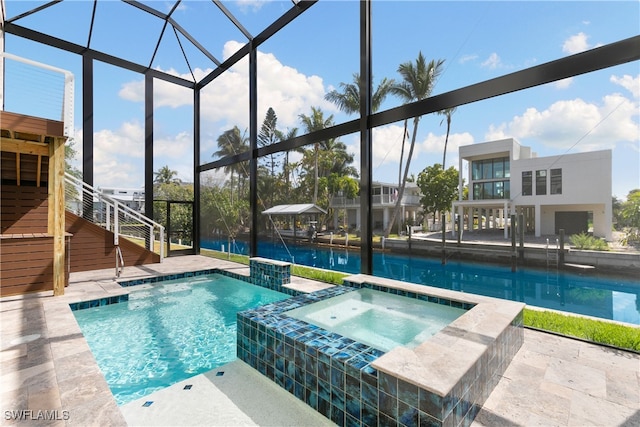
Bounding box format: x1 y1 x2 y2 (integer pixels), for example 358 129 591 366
329 181 422 233
453 138 612 240
99 187 146 212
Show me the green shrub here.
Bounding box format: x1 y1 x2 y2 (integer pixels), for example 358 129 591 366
569 232 609 251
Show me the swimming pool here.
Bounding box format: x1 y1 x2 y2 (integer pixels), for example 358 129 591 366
203 238 640 325
286 288 467 352
72 273 290 405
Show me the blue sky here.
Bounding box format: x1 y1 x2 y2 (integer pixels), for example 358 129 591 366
3 0 639 199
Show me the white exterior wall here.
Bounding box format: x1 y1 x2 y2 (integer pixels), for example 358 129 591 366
456 138 612 240
511 150 612 239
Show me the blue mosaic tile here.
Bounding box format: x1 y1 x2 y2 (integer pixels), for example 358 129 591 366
237 275 518 427
398 400 418 427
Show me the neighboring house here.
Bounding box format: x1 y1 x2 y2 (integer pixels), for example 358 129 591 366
99 187 146 212
453 138 612 240
329 181 422 233
92 187 145 223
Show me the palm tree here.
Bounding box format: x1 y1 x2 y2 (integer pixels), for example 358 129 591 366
154 165 180 185
438 107 456 169
214 126 249 201
324 73 395 114
385 52 445 238
276 127 299 199
298 107 335 204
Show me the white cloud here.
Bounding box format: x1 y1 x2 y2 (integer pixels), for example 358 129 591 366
235 0 268 13
562 32 590 54
611 74 640 98
481 53 502 70
459 54 478 64
120 41 332 135
485 93 639 152
419 132 474 163
372 124 407 166
553 77 573 89
367 124 474 173
72 120 197 189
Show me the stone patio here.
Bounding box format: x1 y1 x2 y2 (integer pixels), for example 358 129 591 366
1 255 638 426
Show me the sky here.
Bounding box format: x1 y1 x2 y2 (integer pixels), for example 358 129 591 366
3 0 639 199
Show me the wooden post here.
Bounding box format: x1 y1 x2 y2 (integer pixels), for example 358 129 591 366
50 136 67 296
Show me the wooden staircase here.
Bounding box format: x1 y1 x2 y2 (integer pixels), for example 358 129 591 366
1 111 159 297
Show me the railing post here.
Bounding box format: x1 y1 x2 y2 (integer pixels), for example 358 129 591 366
148 224 154 251
113 200 119 246
159 227 165 261
105 197 111 231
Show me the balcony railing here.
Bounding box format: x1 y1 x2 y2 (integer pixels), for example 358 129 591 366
1 52 74 138
330 194 421 208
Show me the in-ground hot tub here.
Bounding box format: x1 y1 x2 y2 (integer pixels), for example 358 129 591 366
286 287 467 352
237 273 524 426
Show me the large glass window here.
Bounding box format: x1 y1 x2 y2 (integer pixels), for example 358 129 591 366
494 160 504 178
522 171 532 196
472 158 509 180
536 170 547 195
473 181 509 200
482 162 493 180
473 183 481 200
551 169 562 195
472 162 482 180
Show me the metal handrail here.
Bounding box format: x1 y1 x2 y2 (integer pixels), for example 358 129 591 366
64 172 165 262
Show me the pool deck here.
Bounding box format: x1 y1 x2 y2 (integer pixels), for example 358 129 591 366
1 255 638 426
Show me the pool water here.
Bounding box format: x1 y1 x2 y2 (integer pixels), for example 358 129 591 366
285 288 467 352
202 238 640 325
72 273 290 405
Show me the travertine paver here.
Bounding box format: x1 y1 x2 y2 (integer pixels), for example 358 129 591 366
473 328 640 427
1 255 639 427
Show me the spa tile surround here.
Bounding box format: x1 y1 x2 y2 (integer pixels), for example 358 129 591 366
238 269 525 427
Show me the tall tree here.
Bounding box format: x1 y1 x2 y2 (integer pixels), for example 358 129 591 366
620 189 640 229
438 107 456 169
153 165 180 185
277 127 299 199
258 107 281 177
384 52 445 237
298 107 335 204
214 126 249 201
416 164 459 223
324 73 395 114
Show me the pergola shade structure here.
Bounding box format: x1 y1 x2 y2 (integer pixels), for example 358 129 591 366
262 204 327 216
2 0 639 275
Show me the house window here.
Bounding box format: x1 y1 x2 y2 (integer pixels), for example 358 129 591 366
550 168 562 194
473 183 481 200
494 159 504 178
495 181 504 198
482 161 493 180
522 171 532 196
536 170 547 195
472 162 482 180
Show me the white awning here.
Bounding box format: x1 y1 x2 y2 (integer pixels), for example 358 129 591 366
261 203 327 215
